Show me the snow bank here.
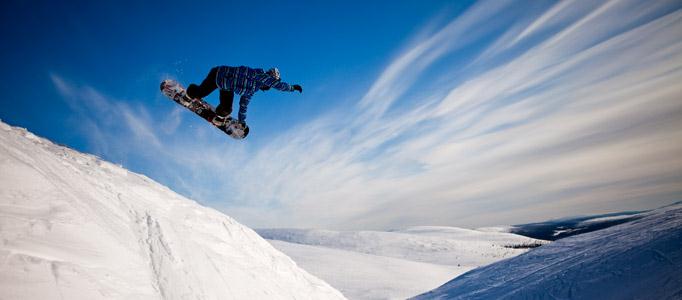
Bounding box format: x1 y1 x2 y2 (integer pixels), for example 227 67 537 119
0 121 345 300
413 204 682 299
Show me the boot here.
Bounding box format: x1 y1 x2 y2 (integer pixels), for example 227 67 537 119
212 114 231 127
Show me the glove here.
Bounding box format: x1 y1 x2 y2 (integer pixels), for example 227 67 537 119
238 120 247 128
238 120 250 138
292 84 303 93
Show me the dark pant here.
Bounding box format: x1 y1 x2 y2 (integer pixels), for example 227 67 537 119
187 67 234 117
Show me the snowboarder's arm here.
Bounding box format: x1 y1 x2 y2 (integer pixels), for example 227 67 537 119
258 74 295 92
238 93 253 123
271 80 295 92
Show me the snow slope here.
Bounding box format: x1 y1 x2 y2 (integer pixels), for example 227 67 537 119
413 203 682 299
258 227 547 299
267 240 459 300
0 121 345 300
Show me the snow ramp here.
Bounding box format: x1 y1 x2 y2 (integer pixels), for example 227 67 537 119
0 120 345 300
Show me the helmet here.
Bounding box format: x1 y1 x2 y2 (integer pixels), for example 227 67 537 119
266 67 281 80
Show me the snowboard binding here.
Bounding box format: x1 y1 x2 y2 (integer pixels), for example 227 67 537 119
160 80 193 107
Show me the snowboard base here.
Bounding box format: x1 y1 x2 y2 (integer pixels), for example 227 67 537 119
160 79 248 139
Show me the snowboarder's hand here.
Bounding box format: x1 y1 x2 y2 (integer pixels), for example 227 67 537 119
293 84 303 93
238 120 249 138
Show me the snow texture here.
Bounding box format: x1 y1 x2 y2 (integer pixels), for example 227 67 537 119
413 204 682 299
0 121 345 300
258 227 547 299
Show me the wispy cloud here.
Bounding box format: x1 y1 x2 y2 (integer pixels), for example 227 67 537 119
229 0 682 229
50 73 254 205
53 0 682 230
51 74 162 158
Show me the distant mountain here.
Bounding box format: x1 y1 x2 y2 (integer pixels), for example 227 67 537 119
413 203 682 299
510 211 645 241
258 227 547 299
0 121 344 300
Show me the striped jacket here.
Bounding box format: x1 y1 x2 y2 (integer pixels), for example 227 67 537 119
215 65 295 122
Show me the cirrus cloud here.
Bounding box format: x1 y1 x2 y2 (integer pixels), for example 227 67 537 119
53 0 682 230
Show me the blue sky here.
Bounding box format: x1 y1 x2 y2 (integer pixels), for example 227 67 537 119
1 0 463 144
2 0 681 230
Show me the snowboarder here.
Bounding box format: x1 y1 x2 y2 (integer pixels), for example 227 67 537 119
186 66 303 136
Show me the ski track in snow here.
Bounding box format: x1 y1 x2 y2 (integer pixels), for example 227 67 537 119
0 121 345 300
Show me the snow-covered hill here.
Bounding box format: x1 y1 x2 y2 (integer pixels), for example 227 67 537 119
0 121 345 300
413 203 682 299
508 211 645 241
258 227 547 299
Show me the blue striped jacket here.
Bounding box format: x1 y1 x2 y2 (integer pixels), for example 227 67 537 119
215 66 295 122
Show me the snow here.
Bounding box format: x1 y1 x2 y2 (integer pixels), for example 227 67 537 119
473 226 514 233
413 204 682 299
267 240 459 300
576 214 640 225
258 227 547 299
0 121 345 300
7 118 672 300
551 228 578 237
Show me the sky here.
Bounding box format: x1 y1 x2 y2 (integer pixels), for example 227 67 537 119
1 0 681 230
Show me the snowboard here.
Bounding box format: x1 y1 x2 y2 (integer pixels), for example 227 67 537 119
160 79 248 139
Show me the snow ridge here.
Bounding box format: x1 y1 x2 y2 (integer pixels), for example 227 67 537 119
259 227 546 266
413 204 682 299
0 121 345 300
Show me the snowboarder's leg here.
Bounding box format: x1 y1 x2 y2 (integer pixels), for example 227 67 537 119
216 90 234 117
187 67 218 99
212 89 234 126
